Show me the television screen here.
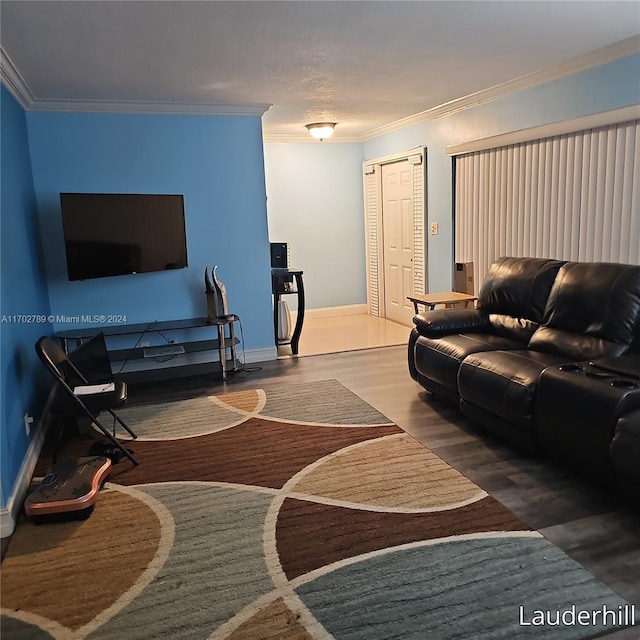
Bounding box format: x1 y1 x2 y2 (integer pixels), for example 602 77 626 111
60 193 188 281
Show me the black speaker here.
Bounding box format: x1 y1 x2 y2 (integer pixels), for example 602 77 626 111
270 242 288 269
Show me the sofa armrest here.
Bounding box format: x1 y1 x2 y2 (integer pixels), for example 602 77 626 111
611 409 640 495
413 308 490 338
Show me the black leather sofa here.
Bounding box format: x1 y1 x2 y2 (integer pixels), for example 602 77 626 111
408 256 640 500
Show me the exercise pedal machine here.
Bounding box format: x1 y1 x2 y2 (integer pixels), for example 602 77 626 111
24 456 112 523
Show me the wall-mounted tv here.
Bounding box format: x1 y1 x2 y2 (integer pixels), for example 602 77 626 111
60 193 188 281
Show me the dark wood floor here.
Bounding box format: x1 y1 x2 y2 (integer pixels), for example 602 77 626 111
8 345 640 638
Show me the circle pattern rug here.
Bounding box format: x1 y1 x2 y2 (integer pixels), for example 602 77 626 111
2 380 637 639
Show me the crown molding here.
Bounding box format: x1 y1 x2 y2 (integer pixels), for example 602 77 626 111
0 47 34 108
3 35 638 132
0 47 270 116
362 35 640 142
26 98 272 116
446 104 640 156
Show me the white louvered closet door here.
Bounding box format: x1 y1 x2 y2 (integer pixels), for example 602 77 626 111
364 168 381 317
455 119 640 289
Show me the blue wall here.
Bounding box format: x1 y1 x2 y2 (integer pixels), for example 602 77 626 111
363 54 640 292
0 87 53 508
264 142 365 310
26 112 273 350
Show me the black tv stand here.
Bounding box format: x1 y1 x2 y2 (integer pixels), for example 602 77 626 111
55 316 241 382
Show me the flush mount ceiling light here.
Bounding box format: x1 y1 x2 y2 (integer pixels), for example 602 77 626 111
305 122 336 141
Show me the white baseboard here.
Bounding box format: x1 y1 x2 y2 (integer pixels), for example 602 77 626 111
0 346 277 538
241 346 278 363
303 304 368 319
0 387 55 538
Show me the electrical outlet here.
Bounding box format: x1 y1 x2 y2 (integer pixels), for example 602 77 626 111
24 413 34 436
430 222 439 235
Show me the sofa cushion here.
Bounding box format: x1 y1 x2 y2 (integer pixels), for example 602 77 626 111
413 333 522 399
528 327 628 360
488 314 540 343
478 257 565 325
531 262 640 359
458 349 568 434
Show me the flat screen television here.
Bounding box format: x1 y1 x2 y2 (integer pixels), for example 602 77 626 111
60 193 188 281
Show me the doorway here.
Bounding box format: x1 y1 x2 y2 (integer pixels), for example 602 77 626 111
381 160 416 326
263 144 425 357
363 148 426 324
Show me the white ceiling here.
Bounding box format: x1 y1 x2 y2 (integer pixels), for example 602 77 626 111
1 1 639 141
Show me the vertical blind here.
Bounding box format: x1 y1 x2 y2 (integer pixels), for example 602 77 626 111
455 119 640 289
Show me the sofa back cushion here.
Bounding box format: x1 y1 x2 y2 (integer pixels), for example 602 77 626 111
529 261 640 359
477 257 565 341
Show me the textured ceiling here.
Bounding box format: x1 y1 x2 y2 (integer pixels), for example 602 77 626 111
1 1 639 140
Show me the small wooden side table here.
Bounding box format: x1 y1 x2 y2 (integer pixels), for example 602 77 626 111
407 292 478 314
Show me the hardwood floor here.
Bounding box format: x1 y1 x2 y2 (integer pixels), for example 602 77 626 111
127 346 640 637
8 345 640 638
278 312 410 357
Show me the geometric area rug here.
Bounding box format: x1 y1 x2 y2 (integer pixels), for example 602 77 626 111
1 379 637 639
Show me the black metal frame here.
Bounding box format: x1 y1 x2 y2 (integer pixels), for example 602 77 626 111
35 335 139 466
